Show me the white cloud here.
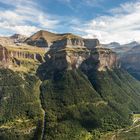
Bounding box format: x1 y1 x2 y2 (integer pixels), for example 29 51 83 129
0 0 60 36
73 1 140 44
1 0 140 44
58 0 104 6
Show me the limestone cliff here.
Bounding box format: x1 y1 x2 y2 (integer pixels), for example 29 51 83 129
44 37 118 71
0 44 45 72
0 45 10 68
0 30 119 72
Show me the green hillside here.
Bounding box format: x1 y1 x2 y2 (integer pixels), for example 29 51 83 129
1 67 140 140
37 65 140 140
0 63 140 140
0 69 44 140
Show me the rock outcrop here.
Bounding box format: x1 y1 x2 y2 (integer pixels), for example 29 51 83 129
26 30 84 48
0 45 10 67
25 30 60 48
0 44 45 71
44 37 118 71
0 30 119 72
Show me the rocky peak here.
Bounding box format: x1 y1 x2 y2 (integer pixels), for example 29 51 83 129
10 34 27 44
25 30 59 47
25 31 85 49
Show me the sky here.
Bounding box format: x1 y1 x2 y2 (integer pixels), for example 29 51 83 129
0 0 140 44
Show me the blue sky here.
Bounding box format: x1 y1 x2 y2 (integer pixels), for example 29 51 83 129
0 0 140 43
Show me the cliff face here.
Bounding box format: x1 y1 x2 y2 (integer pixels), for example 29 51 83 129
1 31 140 140
81 48 118 71
9 50 43 63
0 44 45 71
44 37 118 71
0 31 118 72
0 45 10 67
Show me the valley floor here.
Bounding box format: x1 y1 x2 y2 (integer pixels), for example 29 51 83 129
101 114 140 140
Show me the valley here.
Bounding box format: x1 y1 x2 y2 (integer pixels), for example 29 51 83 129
0 30 140 140
101 113 140 140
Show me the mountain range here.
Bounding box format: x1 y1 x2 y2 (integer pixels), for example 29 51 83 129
0 30 140 140
103 41 140 81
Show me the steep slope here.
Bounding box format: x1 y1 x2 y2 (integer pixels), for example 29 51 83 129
1 31 140 140
0 69 44 140
39 70 130 140
37 36 140 140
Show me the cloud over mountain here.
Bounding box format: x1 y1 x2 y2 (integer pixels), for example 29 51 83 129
73 1 140 44
0 0 140 44
0 0 60 36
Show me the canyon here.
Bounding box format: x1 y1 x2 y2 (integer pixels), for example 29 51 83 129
0 30 119 72
0 30 140 140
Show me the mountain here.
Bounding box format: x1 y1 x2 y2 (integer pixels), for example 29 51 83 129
114 41 139 55
120 44 140 80
0 30 140 140
10 34 27 44
0 34 27 46
103 42 121 49
25 30 58 47
104 41 139 55
25 30 83 48
37 36 140 139
104 41 140 81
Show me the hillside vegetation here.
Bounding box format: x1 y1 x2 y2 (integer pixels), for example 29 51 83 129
37 65 140 140
0 69 44 140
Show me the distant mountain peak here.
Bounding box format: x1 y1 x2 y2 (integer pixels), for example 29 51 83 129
25 30 99 48
10 33 27 39
10 34 27 44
